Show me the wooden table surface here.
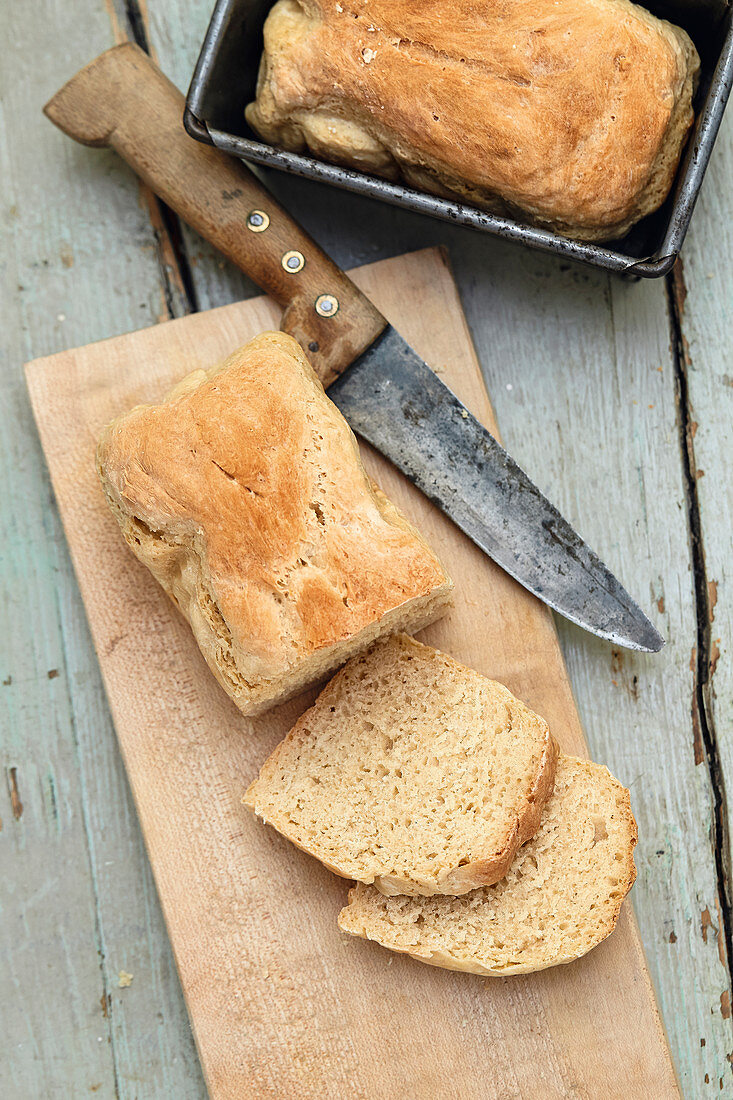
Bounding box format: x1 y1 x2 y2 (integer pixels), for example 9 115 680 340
2 3 731 1097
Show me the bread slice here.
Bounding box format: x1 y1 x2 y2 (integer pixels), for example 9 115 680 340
244 634 558 895
338 755 637 975
96 332 452 717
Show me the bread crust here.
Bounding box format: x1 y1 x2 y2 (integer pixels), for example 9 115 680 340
246 0 699 240
96 333 452 715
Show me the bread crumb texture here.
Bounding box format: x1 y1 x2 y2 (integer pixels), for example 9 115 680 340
338 755 637 974
245 634 558 895
96 333 452 715
246 0 699 239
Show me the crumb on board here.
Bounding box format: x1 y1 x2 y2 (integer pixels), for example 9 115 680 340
117 970 133 988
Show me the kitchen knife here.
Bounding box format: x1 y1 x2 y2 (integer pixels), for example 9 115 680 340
44 43 663 651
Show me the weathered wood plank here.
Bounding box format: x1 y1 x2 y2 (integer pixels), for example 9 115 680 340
1 1 203 1096
132 6 733 1091
670 103 733 1064
59 589 205 1100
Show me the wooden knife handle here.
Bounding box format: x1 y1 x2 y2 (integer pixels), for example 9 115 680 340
43 43 386 387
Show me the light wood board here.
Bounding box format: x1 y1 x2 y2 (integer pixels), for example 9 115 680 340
25 247 678 1099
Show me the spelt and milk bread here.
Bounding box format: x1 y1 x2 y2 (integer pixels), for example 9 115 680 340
96 333 452 716
338 755 638 974
247 0 699 240
245 634 558 895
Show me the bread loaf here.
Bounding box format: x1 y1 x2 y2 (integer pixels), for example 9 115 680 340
96 333 452 716
338 755 637 974
245 634 558 895
246 0 699 240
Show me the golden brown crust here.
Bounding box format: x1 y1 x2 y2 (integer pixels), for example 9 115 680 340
246 0 699 240
96 332 452 715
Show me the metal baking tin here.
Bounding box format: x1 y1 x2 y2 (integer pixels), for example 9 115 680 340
185 0 733 278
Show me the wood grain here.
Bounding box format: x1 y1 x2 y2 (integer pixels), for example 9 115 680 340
26 248 677 1099
0 1 204 1096
671 105 733 891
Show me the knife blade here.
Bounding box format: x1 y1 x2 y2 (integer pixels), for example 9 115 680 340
44 43 663 650
331 328 663 651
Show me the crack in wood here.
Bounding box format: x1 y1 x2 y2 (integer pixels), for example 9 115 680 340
667 258 733 1006
123 0 151 53
141 186 200 319
108 0 200 321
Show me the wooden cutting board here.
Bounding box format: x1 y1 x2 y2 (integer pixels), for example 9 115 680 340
25 248 678 1099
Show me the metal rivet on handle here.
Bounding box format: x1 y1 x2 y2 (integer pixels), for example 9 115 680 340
246 210 270 232
315 293 339 317
281 250 305 272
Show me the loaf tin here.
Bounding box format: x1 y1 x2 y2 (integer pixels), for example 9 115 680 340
185 0 733 277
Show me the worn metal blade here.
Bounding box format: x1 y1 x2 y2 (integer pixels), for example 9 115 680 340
329 327 664 652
